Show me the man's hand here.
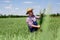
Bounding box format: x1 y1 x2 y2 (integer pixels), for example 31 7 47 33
31 24 40 28
36 16 40 19
37 25 40 28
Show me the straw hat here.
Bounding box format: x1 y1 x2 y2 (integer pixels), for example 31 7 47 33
26 8 33 14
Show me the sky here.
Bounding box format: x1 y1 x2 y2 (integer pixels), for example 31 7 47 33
0 0 60 15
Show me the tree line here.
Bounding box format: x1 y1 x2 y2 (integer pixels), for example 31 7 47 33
0 14 28 18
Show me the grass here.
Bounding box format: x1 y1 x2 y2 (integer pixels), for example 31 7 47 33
0 16 60 40
39 16 60 40
0 17 40 40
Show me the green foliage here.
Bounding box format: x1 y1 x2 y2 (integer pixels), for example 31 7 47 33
0 17 41 40
50 13 60 17
0 16 60 40
39 16 60 40
40 13 44 26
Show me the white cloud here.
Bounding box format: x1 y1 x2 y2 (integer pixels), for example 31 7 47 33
24 1 32 4
15 8 19 10
5 6 11 9
0 0 10 3
56 3 60 4
3 0 11 3
11 8 19 13
4 4 12 9
4 1 10 3
0 10 3 14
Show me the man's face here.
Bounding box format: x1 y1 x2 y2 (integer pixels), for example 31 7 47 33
28 11 33 16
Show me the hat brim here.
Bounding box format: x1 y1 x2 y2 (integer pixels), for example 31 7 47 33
26 9 33 14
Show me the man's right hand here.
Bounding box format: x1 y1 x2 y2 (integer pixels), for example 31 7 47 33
37 25 40 28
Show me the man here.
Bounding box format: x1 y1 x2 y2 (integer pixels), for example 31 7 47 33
26 8 40 32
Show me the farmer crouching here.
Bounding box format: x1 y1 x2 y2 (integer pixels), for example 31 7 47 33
26 8 40 32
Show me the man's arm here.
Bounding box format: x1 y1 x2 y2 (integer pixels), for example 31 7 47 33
31 24 40 28
35 16 40 19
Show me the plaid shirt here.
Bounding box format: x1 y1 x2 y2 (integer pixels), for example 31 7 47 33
26 16 39 27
